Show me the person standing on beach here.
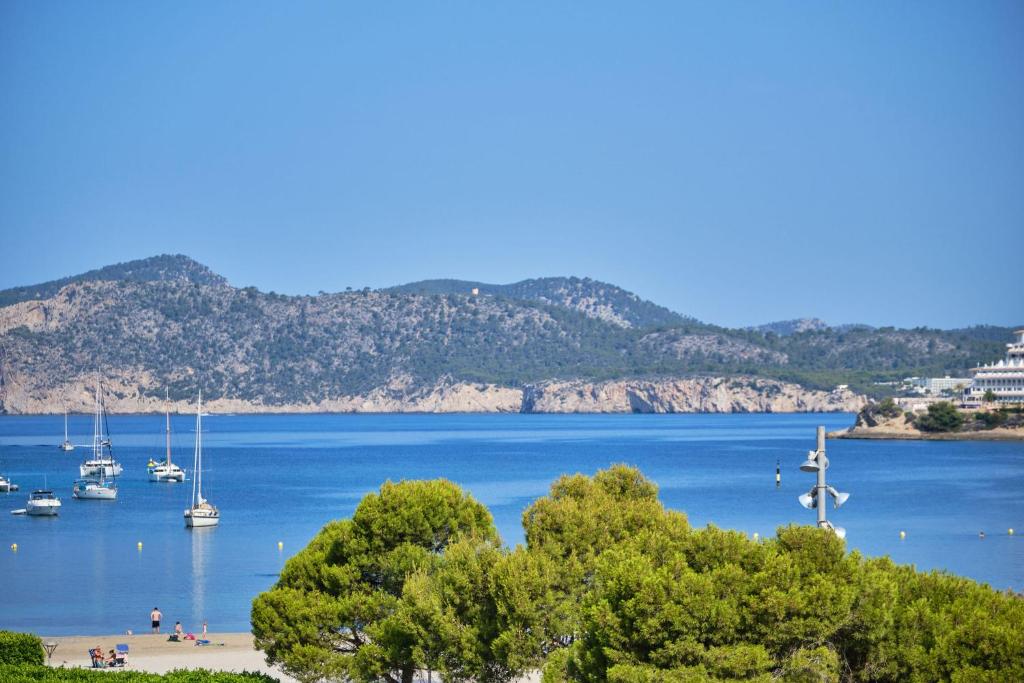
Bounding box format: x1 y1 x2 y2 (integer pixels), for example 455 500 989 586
150 607 162 633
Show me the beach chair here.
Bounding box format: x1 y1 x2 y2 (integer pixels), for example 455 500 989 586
114 644 128 667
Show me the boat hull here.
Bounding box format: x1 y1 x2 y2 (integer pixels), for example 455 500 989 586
184 510 219 528
73 485 117 500
148 464 185 482
26 502 61 516
60 442 75 452
80 462 123 477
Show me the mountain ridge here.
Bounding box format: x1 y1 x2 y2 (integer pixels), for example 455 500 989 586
0 255 1017 414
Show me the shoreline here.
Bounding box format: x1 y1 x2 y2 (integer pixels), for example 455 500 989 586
40 632 294 681
830 428 1024 441
39 632 541 682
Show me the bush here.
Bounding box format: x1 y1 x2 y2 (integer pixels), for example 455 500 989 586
975 410 1007 430
0 665 278 682
916 401 964 432
0 631 44 666
875 397 902 419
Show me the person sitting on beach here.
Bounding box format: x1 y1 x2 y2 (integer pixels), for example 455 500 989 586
174 621 184 637
90 646 103 668
106 649 117 667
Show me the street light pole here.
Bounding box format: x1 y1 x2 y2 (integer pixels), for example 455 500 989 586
816 426 827 528
798 425 849 538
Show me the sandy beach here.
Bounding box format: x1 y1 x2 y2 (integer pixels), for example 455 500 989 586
43 632 541 682
43 633 295 682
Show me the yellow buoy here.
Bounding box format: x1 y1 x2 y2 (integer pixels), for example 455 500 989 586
899 531 906 540
1010 528 1015 536
137 541 143 550
10 543 16 552
277 541 284 551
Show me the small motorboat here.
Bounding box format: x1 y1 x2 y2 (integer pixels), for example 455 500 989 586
26 490 61 516
0 473 19 493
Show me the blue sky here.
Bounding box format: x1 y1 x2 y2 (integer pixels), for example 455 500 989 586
1 2 1021 328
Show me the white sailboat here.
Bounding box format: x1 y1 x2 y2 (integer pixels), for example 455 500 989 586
59 408 75 451
149 391 185 482
79 381 123 478
26 489 61 516
184 390 219 528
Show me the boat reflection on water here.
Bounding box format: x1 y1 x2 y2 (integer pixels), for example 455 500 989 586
191 525 214 623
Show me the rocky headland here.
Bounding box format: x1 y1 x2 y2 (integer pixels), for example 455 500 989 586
830 408 1024 441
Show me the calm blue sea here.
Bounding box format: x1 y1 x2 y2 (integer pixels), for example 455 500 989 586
1 413 1022 636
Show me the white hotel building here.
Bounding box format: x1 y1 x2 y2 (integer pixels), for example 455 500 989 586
964 329 1024 405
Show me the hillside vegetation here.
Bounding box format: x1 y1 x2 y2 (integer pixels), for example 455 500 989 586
0 255 1014 411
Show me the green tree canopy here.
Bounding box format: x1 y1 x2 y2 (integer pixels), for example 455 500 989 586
251 479 498 683
915 401 965 432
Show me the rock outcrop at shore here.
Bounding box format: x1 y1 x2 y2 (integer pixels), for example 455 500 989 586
0 374 864 415
831 410 1024 441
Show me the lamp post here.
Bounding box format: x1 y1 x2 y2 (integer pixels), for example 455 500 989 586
43 641 58 665
798 425 849 539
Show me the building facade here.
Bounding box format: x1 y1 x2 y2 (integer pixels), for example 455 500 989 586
965 329 1024 404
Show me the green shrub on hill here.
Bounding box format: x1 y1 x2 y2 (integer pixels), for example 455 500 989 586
0 631 44 666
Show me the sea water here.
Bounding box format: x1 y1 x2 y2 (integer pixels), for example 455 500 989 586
0 413 1021 635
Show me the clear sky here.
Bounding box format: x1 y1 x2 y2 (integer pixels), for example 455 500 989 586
1 2 1021 329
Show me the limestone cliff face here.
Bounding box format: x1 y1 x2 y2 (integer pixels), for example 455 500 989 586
521 378 864 414
0 373 864 415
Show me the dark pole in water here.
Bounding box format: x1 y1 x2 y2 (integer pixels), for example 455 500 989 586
776 459 781 488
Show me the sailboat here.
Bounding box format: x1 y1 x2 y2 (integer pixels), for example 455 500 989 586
184 390 219 528
59 408 75 451
149 391 185 482
78 380 123 478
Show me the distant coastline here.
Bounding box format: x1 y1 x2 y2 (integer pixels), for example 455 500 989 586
1 376 866 416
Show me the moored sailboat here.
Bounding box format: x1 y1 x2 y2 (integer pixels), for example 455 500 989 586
149 391 185 482
59 408 75 452
184 390 219 528
79 381 123 478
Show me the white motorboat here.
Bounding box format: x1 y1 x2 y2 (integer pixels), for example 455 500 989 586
149 391 185 482
59 408 75 452
79 381 123 479
184 390 219 528
26 490 61 516
73 478 117 500
0 473 19 493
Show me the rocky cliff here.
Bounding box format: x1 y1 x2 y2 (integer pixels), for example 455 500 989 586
1 374 863 415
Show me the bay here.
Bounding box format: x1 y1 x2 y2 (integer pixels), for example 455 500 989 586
0 412 1021 636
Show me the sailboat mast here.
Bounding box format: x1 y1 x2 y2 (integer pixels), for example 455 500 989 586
64 407 69 442
191 390 202 506
93 381 101 459
197 390 203 502
165 389 172 467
